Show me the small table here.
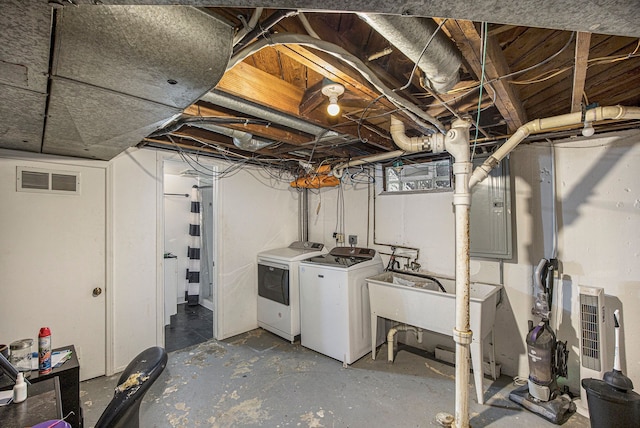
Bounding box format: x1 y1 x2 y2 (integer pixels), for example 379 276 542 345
0 345 82 427
0 376 62 427
28 345 82 428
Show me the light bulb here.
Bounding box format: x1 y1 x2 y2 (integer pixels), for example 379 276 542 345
321 81 344 117
327 97 340 116
582 121 595 137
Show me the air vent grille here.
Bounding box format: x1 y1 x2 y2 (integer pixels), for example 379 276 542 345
17 167 80 194
580 293 601 371
51 173 78 192
21 171 49 190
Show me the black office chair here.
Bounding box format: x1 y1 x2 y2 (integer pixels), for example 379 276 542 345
95 346 168 428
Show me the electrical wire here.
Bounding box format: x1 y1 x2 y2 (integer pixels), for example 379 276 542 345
472 21 489 161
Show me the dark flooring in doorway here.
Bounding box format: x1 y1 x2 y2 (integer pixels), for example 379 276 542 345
164 303 213 352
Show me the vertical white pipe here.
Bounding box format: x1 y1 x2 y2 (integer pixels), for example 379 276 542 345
445 118 473 428
453 202 472 427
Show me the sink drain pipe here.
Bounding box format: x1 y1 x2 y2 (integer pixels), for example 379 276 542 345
387 324 424 363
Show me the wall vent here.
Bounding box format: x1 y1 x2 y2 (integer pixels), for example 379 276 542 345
17 167 80 194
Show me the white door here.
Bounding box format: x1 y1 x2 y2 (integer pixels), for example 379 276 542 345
0 156 106 380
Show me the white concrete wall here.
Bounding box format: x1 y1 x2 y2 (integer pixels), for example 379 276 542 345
216 167 300 339
308 130 640 393
110 148 160 371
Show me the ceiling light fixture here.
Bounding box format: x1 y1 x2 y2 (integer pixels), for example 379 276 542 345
321 80 345 117
582 120 595 137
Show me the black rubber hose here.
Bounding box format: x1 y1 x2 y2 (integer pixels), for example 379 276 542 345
387 269 447 293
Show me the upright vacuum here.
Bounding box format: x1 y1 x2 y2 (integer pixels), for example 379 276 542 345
509 258 576 424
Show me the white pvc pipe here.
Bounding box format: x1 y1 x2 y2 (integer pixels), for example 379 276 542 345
469 105 640 188
389 116 446 153
445 118 473 428
387 324 423 363
332 149 405 178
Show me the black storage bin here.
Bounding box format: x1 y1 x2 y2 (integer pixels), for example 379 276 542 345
582 378 640 428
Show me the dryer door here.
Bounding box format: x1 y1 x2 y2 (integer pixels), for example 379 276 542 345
258 261 290 305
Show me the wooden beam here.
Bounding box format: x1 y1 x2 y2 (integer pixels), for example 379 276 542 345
571 32 592 112
274 44 399 113
439 19 527 132
216 61 304 116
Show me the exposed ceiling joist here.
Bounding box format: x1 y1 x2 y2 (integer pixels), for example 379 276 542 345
439 19 528 132
217 61 304 116
571 32 592 113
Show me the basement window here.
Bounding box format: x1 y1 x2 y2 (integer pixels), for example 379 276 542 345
16 167 80 195
384 158 452 193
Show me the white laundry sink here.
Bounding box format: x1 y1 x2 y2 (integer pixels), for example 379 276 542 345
366 271 502 404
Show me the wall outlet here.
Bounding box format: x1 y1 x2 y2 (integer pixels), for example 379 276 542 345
336 233 345 243
348 235 357 245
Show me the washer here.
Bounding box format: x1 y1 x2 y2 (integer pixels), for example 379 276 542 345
299 247 385 365
257 241 326 342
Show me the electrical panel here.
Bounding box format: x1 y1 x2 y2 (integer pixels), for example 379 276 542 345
470 156 512 259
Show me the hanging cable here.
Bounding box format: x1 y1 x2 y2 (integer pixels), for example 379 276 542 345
472 22 489 161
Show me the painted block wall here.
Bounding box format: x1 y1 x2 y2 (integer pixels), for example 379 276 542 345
110 148 160 371
307 130 640 393
215 169 300 339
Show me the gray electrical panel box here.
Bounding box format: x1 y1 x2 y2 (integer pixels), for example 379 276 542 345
470 156 512 259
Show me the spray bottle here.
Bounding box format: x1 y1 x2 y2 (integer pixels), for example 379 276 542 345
38 327 52 375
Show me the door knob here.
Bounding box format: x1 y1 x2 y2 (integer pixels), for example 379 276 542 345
92 287 102 297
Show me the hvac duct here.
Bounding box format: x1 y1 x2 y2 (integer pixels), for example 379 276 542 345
358 14 461 94
200 90 343 143
189 123 272 152
42 6 233 160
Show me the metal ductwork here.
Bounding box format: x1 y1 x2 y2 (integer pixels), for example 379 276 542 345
358 13 461 94
190 122 272 152
0 4 234 160
200 90 344 144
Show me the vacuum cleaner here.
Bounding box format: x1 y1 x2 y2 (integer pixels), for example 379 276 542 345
509 258 576 424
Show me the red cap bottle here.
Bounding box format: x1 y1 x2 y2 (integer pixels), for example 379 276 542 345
38 327 52 375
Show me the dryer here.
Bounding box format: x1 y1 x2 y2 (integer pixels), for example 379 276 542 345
257 241 326 342
299 247 385 365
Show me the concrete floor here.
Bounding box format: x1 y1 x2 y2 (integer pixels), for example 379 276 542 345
80 329 590 427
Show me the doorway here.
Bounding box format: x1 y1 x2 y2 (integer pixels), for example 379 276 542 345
162 159 217 352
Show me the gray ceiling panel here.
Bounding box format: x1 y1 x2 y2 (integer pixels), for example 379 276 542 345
72 0 640 38
0 83 47 153
0 1 52 93
43 78 182 160
53 6 233 109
